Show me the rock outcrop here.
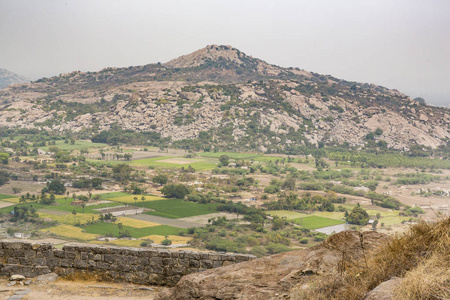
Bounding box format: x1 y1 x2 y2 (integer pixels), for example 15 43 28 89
155 230 388 300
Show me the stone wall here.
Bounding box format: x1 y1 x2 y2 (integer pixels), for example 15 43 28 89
0 241 255 286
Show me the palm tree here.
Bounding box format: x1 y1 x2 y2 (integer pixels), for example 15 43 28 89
134 196 138 207
141 196 146 209
72 210 77 224
81 203 85 213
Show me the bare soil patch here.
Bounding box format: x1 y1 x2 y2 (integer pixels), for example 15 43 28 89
0 278 164 300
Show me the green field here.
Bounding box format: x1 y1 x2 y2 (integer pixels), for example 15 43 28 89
131 156 217 170
199 151 261 160
83 222 186 238
41 140 107 151
293 216 345 230
143 199 219 219
267 210 309 219
0 194 15 200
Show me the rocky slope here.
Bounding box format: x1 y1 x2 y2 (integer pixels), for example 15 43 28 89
0 45 448 151
155 230 389 299
0 68 29 89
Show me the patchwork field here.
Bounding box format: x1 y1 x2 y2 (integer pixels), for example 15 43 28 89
293 216 345 230
143 199 219 219
267 210 309 220
37 212 98 225
82 223 186 238
41 224 99 241
115 217 159 228
100 192 165 204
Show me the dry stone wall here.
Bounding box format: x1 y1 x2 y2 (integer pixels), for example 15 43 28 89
0 241 255 286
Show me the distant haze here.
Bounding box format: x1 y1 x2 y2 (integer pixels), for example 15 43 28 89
0 0 449 106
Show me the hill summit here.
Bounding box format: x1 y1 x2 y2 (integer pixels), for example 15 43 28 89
0 45 449 152
0 68 29 89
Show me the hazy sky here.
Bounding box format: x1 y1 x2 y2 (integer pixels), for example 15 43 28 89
1 0 449 106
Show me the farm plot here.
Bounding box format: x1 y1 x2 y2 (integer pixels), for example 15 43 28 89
143 199 219 219
100 193 165 204
292 216 345 230
41 224 99 241
131 156 216 170
82 223 186 238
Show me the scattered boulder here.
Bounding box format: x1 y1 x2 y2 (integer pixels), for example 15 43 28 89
364 277 403 300
9 274 26 281
35 272 58 285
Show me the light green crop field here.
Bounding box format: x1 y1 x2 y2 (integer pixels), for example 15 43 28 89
83 223 186 238
41 140 108 151
99 192 165 204
293 216 345 230
130 156 217 170
143 199 219 219
252 156 286 163
199 152 261 160
312 211 346 220
267 210 309 219
0 194 15 200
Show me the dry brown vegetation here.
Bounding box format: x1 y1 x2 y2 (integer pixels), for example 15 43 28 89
292 216 450 299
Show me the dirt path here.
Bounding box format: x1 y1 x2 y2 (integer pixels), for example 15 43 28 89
0 278 165 300
127 214 203 229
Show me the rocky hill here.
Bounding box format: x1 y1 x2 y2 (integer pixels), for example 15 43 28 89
0 45 449 152
0 68 29 89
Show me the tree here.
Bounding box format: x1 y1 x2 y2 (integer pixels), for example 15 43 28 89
141 196 146 209
160 184 190 199
12 187 21 194
0 170 10 186
45 179 66 195
161 235 172 246
219 155 230 166
134 196 138 207
372 219 378 230
81 203 86 213
72 210 77 224
0 153 9 165
91 178 103 189
346 204 369 225
152 174 168 186
112 164 133 182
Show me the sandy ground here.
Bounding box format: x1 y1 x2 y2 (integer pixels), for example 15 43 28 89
0 278 165 300
0 202 14 209
0 181 45 195
2 238 68 245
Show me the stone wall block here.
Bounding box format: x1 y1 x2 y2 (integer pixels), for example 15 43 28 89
47 258 61 268
23 249 36 258
200 260 213 269
189 260 200 268
74 259 88 269
103 254 116 263
54 249 65 258
96 261 110 269
32 257 47 266
60 259 74 268
7 258 19 264
64 251 77 259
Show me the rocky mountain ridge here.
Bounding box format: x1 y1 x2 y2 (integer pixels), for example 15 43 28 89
0 68 29 89
0 45 449 151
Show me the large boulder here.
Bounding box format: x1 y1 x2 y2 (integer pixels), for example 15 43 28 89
156 230 388 300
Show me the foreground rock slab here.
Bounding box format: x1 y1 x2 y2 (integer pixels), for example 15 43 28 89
156 231 388 300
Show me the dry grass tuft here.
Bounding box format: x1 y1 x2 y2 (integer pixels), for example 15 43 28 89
293 217 450 300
